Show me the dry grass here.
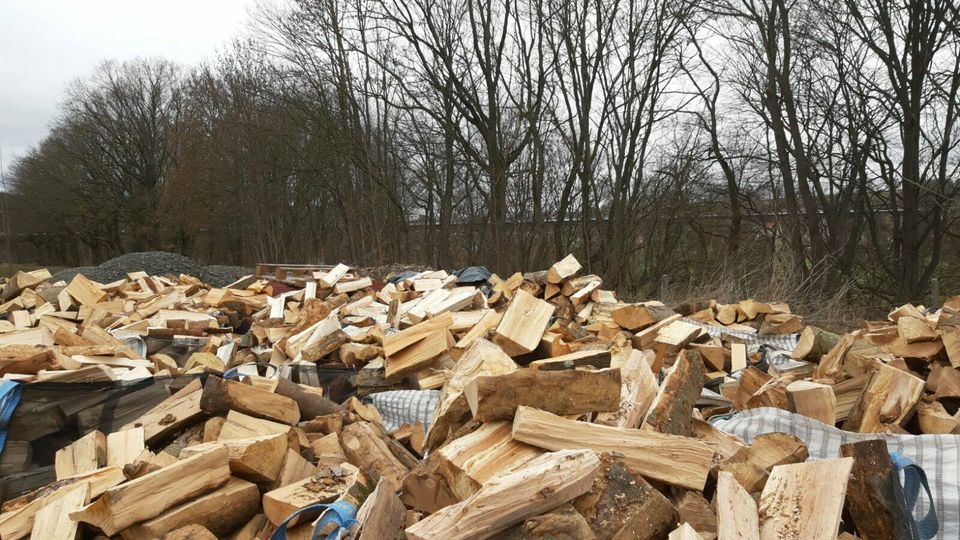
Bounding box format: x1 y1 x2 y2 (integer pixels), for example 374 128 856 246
656 249 876 330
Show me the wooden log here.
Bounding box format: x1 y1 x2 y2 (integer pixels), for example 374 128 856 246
106 427 146 469
757 458 853 540
262 463 361 526
160 524 217 539
594 349 658 428
70 445 230 535
786 380 836 425
897 316 937 343
426 338 518 451
915 400 959 434
791 326 841 360
200 376 300 425
715 471 759 540
340 421 410 486
0 466 124 540
405 449 600 540
30 482 89 540
493 290 556 357
500 503 595 539
272 377 342 420
672 491 716 539
270 449 317 491
464 367 620 422
317 263 350 288
401 454 460 514
669 523 705 540
512 406 713 490
356 478 405 540
839 440 911 540
730 343 747 372
611 303 674 331
118 477 259 540
181 432 287 483
547 254 581 284
54 430 106 480
65 274 107 306
435 422 543 500
842 363 925 432
571 454 679 539
942 326 960 368
123 378 205 445
528 349 611 371
385 328 450 380
643 350 703 436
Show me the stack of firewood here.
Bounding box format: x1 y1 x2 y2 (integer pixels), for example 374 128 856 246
0 255 956 539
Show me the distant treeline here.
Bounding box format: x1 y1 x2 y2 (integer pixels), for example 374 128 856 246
4 0 959 314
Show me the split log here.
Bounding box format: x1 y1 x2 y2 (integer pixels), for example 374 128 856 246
405 449 600 540
340 421 410 486
434 422 542 500
106 427 146 469
839 440 911 540
270 449 317 491
611 303 675 331
160 524 217 539
669 523 705 540
54 430 106 480
512 406 713 490
547 254 581 284
30 483 89 540
897 316 937 343
181 432 287 483
786 380 836 425
915 400 959 434
426 338 517 451
528 349 611 371
791 326 840 360
464 367 621 422
356 478 405 540
715 471 759 540
272 377 342 419
0 466 124 540
571 454 679 539
493 290 556 357
500 504 595 539
842 363 924 432
643 350 703 436
594 349 658 428
262 463 361 526
401 455 459 514
672 491 716 539
118 477 259 539
757 458 853 540
123 378 205 445
70 445 231 536
200 376 300 425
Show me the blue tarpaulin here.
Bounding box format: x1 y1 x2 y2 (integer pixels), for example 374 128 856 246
0 380 23 457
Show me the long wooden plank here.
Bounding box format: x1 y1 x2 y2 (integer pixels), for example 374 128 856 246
405 449 600 540
511 406 713 490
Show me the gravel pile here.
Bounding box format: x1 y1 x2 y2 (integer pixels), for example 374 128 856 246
51 252 251 288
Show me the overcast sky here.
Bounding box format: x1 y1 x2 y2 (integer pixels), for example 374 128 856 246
0 0 266 169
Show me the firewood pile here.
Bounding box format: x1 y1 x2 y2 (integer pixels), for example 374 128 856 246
0 255 957 539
